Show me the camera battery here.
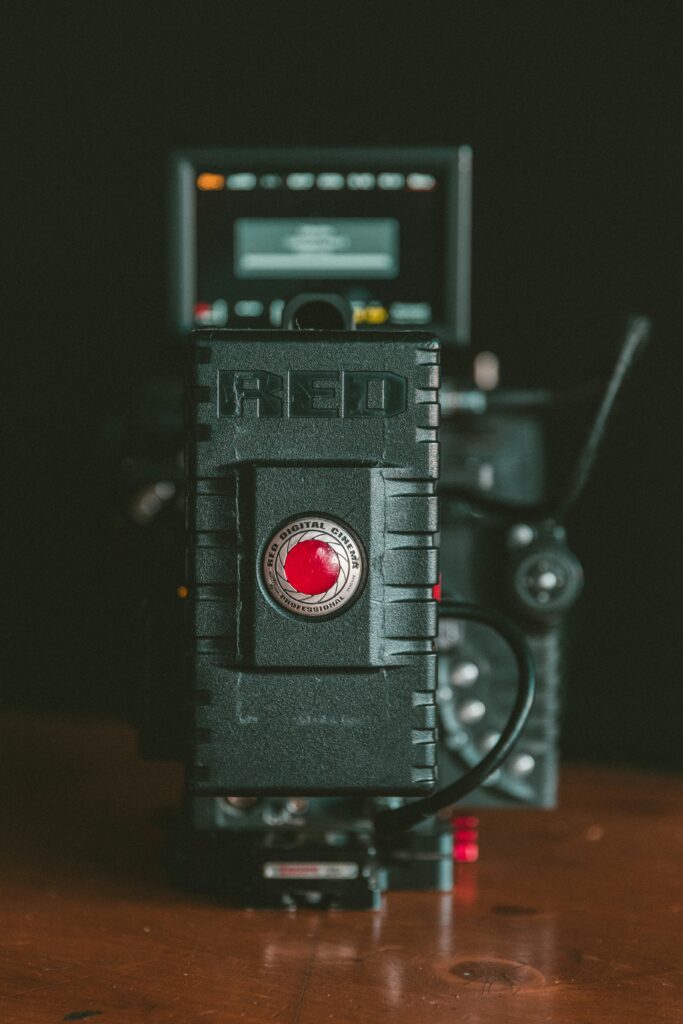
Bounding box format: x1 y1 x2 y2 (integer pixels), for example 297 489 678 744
186 330 440 795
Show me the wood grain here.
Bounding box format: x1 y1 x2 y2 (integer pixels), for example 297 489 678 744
1 714 681 1023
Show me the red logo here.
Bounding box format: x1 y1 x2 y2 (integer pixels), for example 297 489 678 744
262 516 365 618
282 538 341 595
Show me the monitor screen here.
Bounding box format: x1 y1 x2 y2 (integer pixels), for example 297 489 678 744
233 218 400 279
170 148 471 343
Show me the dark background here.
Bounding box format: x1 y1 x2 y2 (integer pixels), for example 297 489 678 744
4 4 681 767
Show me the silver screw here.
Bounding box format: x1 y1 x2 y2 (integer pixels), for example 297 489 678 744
509 753 536 777
509 523 535 548
451 661 480 687
458 699 486 724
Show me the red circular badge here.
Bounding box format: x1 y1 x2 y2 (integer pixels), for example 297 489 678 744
283 539 341 595
262 515 366 618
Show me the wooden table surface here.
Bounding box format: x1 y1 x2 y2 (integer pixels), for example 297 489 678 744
1 714 681 1023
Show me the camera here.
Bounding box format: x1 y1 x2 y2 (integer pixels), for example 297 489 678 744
127 146 647 908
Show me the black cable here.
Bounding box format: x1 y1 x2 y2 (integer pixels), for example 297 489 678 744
373 600 536 837
552 314 650 521
440 315 652 522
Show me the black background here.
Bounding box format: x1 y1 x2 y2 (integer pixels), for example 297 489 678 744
5 3 681 768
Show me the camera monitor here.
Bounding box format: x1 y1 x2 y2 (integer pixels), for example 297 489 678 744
169 146 472 344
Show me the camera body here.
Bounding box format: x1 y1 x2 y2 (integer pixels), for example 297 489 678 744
186 330 440 798
132 146 583 907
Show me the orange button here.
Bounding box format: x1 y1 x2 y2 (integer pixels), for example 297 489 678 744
196 173 225 191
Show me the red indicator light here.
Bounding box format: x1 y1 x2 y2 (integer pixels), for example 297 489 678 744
432 574 442 602
454 840 479 863
284 539 340 595
453 815 480 863
194 301 215 326
455 815 478 828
